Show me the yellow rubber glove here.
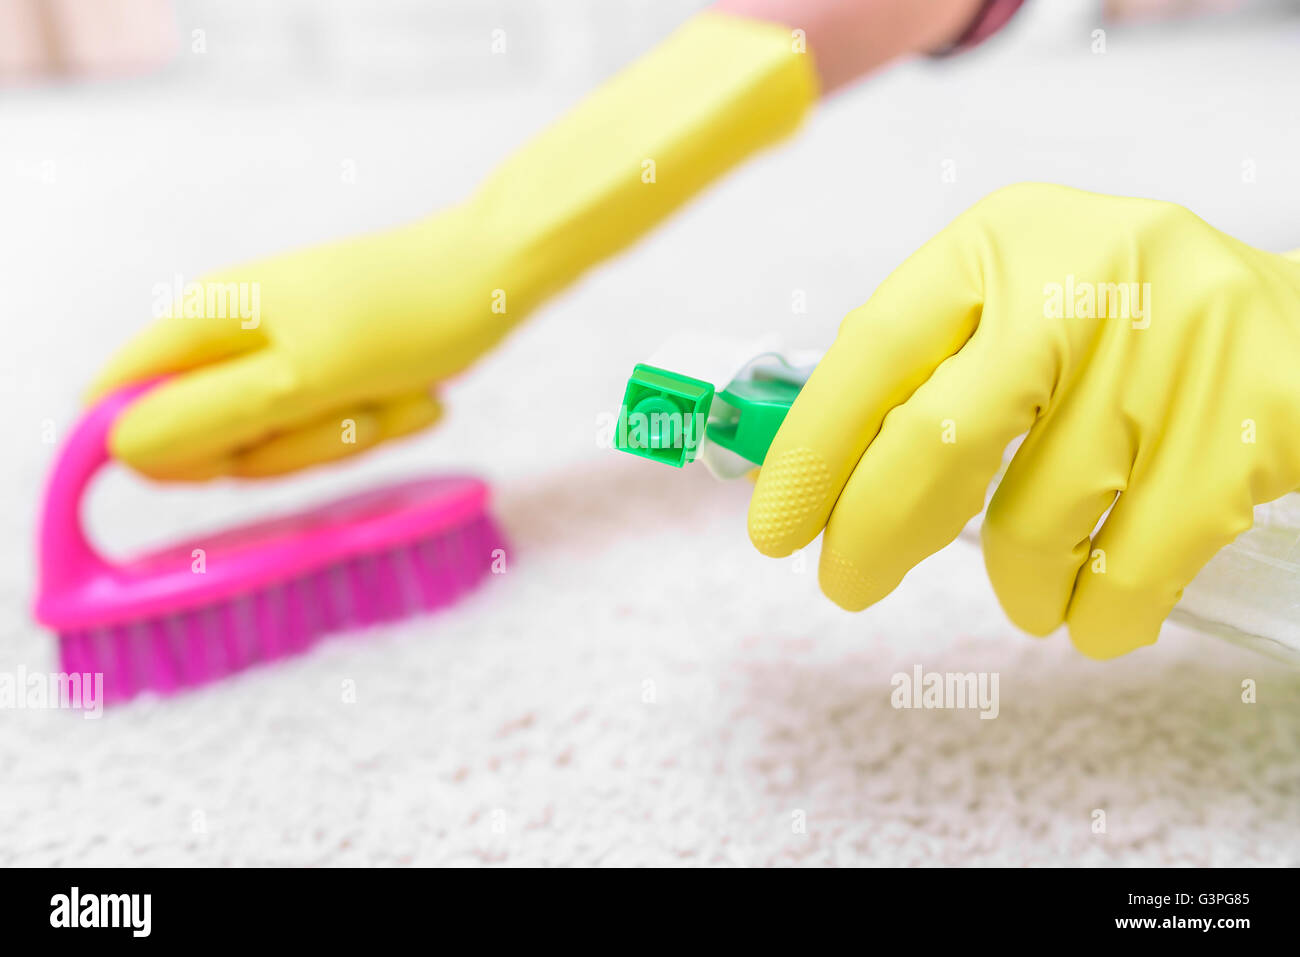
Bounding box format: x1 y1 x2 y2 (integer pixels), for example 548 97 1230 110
748 183 1300 659
90 12 816 480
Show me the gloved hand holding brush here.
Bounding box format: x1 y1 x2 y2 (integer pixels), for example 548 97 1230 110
87 11 819 479
88 0 999 480
748 183 1300 659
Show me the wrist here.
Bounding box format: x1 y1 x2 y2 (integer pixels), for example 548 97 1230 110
716 0 986 93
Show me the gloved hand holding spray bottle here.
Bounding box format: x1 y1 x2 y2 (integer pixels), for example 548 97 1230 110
616 186 1300 664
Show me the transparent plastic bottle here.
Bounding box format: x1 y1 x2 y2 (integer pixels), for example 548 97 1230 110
1171 496 1300 664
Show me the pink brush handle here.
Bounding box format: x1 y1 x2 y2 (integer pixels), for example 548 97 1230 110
37 381 160 594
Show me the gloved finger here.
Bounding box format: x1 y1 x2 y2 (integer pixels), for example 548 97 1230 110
748 223 984 557
128 457 234 483
121 392 444 482
1067 453 1257 659
370 389 445 441
87 300 266 404
108 350 310 476
981 379 1136 636
123 410 379 482
816 329 1046 610
230 392 442 478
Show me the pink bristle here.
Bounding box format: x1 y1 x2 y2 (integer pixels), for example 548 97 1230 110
390 544 425 611
183 623 206 684
180 615 207 685
362 553 399 624
130 620 157 693
460 519 494 588
54 517 503 705
172 612 196 686
127 621 153 692
109 625 136 703
252 587 284 660
62 631 100 693
193 609 221 685
457 519 496 585
239 595 265 666
126 621 156 695
468 522 492 571
163 617 188 692
440 533 466 592
438 534 467 597
372 551 406 622
339 559 364 625
59 629 87 677
404 541 436 609
409 538 451 610
239 595 265 668
345 556 377 624
348 554 393 625
175 613 197 684
217 603 244 677
459 525 479 575
264 588 290 658
323 563 353 630
296 570 326 634
282 578 312 654
294 571 318 631
87 629 109 694
197 606 226 681
143 617 181 695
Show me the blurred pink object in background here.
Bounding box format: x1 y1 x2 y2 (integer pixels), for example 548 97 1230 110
0 0 176 82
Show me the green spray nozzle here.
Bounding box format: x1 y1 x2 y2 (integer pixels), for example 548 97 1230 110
614 361 803 469
616 364 715 467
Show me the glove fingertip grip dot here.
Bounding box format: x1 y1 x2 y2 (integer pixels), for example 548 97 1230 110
819 548 876 611
748 447 831 556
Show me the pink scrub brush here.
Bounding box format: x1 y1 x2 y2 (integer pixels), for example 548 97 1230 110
33 382 505 705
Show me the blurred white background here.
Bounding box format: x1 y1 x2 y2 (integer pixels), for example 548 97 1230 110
168 0 704 91
2 0 1300 866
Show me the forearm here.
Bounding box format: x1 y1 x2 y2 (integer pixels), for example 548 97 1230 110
463 0 994 321
717 0 986 92
465 12 817 318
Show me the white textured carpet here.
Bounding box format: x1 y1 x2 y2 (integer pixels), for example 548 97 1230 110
3 6 1300 866
6 458 1300 866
